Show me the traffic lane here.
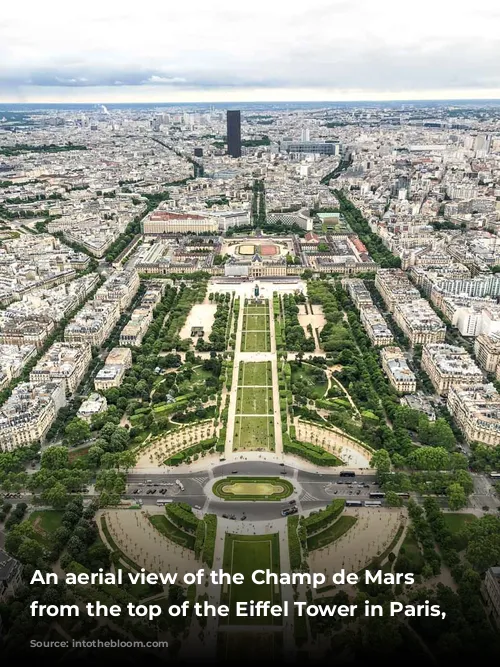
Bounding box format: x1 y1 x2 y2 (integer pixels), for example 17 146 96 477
126 479 206 497
206 499 302 522
212 461 295 477
297 471 377 484
127 472 209 483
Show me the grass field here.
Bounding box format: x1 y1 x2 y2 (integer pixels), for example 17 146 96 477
236 385 273 414
221 533 281 625
233 416 275 450
307 515 357 551
238 361 272 386
442 513 476 534
212 476 294 501
29 510 63 547
240 300 271 352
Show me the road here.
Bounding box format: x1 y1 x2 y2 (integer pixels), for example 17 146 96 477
126 461 378 520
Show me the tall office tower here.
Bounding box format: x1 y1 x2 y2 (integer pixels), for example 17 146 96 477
227 110 241 158
194 147 203 157
301 127 310 142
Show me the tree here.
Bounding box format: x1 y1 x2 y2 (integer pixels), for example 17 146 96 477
370 449 391 474
446 483 467 510
385 491 403 507
41 481 69 509
65 418 90 446
41 446 69 471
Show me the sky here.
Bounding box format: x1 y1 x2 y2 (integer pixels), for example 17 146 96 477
1 0 500 103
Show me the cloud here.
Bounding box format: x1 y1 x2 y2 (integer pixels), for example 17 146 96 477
0 0 499 100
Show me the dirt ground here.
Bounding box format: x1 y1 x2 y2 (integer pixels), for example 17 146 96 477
298 304 326 337
179 301 217 343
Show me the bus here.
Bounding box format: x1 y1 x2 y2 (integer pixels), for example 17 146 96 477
489 472 500 479
345 500 363 507
364 500 382 507
156 499 173 505
369 492 385 499
396 492 410 499
340 471 356 478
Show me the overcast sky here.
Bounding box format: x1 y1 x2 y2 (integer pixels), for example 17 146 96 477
1 0 500 103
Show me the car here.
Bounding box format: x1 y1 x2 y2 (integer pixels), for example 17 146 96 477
363 484 370 488
279 463 285 467
356 490 361 495
337 481 344 485
232 470 238 474
132 489 139 494
222 514 228 518
334 490 338 494
194 505 202 510
280 471 287 475
289 500 296 505
151 489 156 494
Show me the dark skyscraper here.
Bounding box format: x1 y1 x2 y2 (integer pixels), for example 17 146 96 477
194 147 203 157
227 110 241 158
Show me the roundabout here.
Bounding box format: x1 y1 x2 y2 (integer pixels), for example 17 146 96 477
212 476 295 501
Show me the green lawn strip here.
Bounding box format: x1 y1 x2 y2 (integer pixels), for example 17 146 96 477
237 385 273 414
233 416 275 450
306 515 357 551
212 476 294 501
29 510 63 546
99 516 142 570
238 361 271 386
148 514 196 550
442 513 477 534
221 533 281 626
241 330 270 352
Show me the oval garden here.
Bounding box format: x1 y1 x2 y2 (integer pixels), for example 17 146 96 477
212 476 294 501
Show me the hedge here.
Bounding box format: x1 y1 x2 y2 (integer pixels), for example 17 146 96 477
164 437 217 465
288 515 302 570
302 499 345 536
202 514 217 567
165 502 200 534
284 439 342 467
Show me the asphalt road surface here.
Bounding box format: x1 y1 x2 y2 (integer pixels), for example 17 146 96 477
126 461 379 520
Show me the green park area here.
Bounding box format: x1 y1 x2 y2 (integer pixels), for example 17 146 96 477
240 301 271 352
29 510 64 547
236 385 273 414
233 415 275 450
220 533 281 625
238 361 272 386
212 476 294 501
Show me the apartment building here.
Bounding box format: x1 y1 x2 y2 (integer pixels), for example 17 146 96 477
94 347 132 391
421 344 483 396
474 333 500 373
0 550 22 602
143 211 218 235
393 299 446 346
359 304 394 347
77 392 108 422
483 567 500 629
375 269 420 312
119 306 153 347
447 383 500 446
0 315 55 349
94 269 140 311
343 278 373 308
380 346 417 394
30 341 92 395
0 380 66 451
64 300 120 347
0 344 37 390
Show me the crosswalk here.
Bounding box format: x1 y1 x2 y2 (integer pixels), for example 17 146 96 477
193 476 208 486
301 491 319 502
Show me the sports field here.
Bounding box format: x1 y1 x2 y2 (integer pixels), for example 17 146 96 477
240 300 271 352
220 533 282 625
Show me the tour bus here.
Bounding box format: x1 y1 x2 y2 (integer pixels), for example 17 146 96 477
369 492 385 499
156 499 173 506
339 471 356 478
489 472 500 479
364 500 382 507
175 479 185 491
396 492 410 499
345 500 363 507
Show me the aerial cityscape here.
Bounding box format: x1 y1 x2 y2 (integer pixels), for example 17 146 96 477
0 99 498 662
0 0 500 662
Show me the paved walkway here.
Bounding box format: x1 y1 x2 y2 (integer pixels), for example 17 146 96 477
225 301 245 455
268 297 283 455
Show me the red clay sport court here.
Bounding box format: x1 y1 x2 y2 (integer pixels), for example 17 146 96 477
260 244 278 256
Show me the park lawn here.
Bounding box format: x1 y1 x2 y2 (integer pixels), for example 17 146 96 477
233 416 275 450
442 513 477 534
239 361 271 386
221 533 281 625
241 329 270 352
148 515 195 550
307 515 357 551
237 385 273 414
213 476 294 501
29 510 64 546
291 362 328 399
244 312 269 331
